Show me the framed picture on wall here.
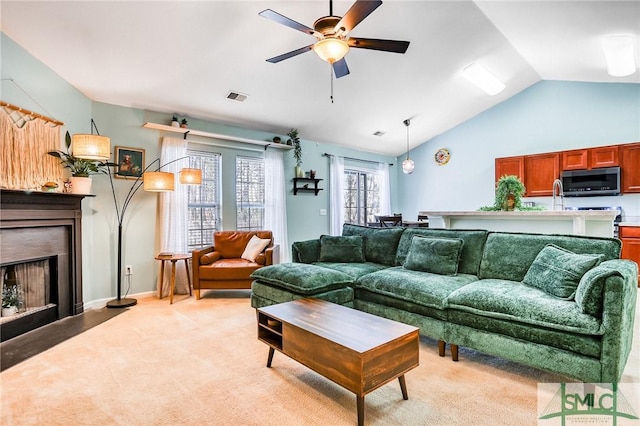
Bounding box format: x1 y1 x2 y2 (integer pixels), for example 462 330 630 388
114 146 145 179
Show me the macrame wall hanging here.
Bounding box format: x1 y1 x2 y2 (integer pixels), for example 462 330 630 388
0 101 63 190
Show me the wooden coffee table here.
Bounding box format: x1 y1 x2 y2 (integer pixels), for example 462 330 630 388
257 298 419 426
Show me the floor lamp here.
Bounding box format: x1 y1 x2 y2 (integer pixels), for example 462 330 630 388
103 158 202 308
71 126 201 308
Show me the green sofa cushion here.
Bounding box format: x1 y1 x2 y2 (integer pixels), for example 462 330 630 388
312 262 388 278
250 263 354 295
522 244 603 299
319 235 365 263
403 236 464 276
251 281 354 306
478 232 621 282
291 239 321 263
396 228 488 275
355 266 478 310
342 224 404 266
446 279 603 335
575 259 638 317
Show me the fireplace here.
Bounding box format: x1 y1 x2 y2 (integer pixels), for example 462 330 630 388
0 189 91 341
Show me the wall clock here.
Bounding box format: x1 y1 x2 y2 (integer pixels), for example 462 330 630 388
435 148 451 166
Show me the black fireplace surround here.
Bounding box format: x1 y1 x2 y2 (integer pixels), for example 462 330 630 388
1 189 91 341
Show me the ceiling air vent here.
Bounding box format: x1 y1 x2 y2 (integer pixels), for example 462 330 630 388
226 91 248 102
373 131 385 136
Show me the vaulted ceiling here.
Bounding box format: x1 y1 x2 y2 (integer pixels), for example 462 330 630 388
2 1 638 156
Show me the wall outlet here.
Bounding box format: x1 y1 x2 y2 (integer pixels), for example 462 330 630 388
125 265 133 276
319 209 327 216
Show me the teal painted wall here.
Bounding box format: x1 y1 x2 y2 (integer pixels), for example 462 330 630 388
396 81 640 218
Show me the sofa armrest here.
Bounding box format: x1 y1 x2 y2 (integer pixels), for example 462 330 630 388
292 239 321 263
265 244 280 265
596 259 638 382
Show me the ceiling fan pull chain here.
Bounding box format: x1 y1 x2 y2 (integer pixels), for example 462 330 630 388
330 64 335 104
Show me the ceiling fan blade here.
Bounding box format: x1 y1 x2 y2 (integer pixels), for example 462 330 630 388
332 58 350 78
347 37 410 54
335 0 382 34
266 45 314 63
259 9 315 35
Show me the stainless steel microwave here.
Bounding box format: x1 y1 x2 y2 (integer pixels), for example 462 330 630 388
561 166 621 197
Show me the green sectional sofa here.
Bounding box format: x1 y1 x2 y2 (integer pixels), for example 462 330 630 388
250 224 638 383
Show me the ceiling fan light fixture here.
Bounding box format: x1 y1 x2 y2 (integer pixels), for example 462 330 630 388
603 35 636 77
462 63 505 96
313 38 349 64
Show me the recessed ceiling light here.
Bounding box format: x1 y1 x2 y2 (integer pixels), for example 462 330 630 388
602 35 636 77
461 63 505 96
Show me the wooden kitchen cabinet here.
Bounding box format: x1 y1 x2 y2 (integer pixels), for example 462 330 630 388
590 145 619 168
524 153 561 197
562 149 589 170
562 146 619 171
622 143 640 193
495 156 524 182
620 226 640 285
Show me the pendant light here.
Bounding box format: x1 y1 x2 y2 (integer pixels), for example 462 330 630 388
402 119 415 174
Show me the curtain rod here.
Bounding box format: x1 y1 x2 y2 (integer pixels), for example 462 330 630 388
0 100 64 126
323 153 393 166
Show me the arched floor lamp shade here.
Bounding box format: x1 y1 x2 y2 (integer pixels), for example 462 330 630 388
71 119 111 161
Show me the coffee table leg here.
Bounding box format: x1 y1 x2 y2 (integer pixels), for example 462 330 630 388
398 375 408 400
356 395 364 426
266 347 275 368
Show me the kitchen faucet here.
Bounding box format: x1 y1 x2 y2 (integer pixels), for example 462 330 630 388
552 178 564 211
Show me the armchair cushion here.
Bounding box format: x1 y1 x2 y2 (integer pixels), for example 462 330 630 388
214 230 273 258
242 235 271 262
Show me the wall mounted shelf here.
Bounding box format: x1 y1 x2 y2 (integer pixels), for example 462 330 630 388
143 122 293 150
293 178 323 195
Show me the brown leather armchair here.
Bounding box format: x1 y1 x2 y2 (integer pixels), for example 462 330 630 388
192 230 279 299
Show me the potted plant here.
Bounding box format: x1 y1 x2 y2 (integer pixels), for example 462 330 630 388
287 129 303 178
48 131 108 194
1 284 20 317
180 118 188 129
495 175 526 211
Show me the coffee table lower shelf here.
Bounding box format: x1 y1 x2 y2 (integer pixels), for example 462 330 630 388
257 299 419 426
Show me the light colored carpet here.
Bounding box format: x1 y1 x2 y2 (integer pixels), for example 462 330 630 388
1 291 638 425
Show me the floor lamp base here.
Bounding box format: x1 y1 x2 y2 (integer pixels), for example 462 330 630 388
106 297 138 309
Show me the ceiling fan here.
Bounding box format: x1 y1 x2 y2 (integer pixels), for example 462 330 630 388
259 0 410 78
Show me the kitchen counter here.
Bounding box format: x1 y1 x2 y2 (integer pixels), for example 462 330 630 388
419 210 617 238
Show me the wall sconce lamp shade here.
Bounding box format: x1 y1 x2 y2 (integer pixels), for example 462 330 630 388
462 63 506 96
603 35 636 77
72 134 111 161
180 168 202 184
313 38 349 63
143 171 175 192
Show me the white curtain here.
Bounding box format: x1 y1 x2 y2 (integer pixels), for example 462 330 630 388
329 155 345 236
158 137 190 294
377 162 391 215
264 149 289 262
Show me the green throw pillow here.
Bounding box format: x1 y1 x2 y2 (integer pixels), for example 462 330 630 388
319 235 366 263
403 236 464 276
522 244 603 299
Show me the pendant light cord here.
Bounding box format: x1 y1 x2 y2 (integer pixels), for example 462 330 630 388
330 64 335 104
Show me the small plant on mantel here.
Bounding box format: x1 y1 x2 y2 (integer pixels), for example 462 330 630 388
47 132 109 177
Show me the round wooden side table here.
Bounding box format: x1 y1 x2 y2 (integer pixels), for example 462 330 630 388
155 253 192 304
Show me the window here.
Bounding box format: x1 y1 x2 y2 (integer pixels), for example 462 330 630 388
187 151 221 251
236 156 264 230
343 169 381 226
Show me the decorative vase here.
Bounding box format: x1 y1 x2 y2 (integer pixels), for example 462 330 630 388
171 120 180 128
2 306 17 317
69 176 92 195
295 166 304 178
